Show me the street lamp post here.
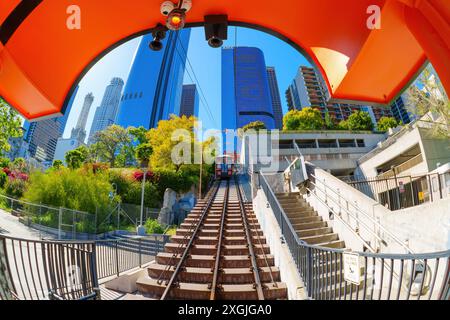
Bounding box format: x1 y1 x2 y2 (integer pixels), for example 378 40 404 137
199 147 203 200
137 166 147 235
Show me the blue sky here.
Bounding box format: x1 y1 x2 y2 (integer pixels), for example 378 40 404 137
63 26 311 137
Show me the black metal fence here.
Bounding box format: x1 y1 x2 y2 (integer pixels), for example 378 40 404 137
0 235 98 300
340 173 449 211
96 235 169 280
0 234 170 300
258 173 450 300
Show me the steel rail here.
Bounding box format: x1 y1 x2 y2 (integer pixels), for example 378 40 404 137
234 176 265 300
160 181 221 300
236 175 278 288
210 180 230 300
156 181 219 286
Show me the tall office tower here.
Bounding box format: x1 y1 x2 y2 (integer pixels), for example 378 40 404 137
71 93 94 143
179 84 199 118
57 85 79 136
266 67 284 129
116 29 191 129
25 118 61 164
285 66 393 124
88 78 124 143
389 95 412 124
222 47 275 132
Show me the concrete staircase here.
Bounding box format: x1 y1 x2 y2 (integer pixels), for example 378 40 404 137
275 193 345 249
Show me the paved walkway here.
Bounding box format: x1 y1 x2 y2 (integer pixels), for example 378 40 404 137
0 209 55 240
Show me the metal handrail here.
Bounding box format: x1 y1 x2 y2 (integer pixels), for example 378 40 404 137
257 172 450 300
305 185 377 253
310 174 414 254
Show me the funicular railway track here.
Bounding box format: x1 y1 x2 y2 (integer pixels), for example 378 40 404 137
136 178 287 300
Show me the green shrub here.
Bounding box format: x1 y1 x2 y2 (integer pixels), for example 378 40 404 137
0 157 10 168
23 168 116 223
0 171 7 188
122 181 160 208
144 219 164 234
5 177 27 198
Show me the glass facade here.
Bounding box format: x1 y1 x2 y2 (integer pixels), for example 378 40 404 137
222 47 275 132
266 67 284 129
88 77 124 143
116 29 191 129
179 84 199 118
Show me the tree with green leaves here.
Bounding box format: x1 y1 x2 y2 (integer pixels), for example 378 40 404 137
128 126 149 144
377 117 401 132
283 107 325 131
324 112 337 130
52 160 64 169
65 148 87 169
136 143 153 167
147 115 199 171
406 67 449 138
0 98 23 156
90 125 132 167
340 111 374 131
242 121 267 132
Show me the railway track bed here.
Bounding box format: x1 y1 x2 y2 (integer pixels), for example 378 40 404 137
136 179 288 300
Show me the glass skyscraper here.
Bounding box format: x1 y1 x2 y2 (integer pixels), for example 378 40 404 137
266 67 284 129
179 84 199 118
116 29 191 129
222 47 275 132
88 77 124 143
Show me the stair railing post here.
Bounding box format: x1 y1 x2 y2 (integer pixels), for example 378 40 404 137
138 238 142 268
115 241 119 277
307 246 313 298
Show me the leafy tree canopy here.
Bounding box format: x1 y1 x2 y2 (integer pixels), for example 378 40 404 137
406 67 449 138
340 111 374 131
242 121 267 132
90 125 132 167
65 148 87 170
283 107 325 131
377 117 401 132
0 98 23 155
147 115 203 171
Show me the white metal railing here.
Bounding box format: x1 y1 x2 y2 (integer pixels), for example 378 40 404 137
310 174 414 254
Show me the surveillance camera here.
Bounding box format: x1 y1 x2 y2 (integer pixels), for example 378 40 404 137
180 0 192 12
149 27 167 51
208 36 223 48
149 39 163 51
204 15 228 49
160 1 175 16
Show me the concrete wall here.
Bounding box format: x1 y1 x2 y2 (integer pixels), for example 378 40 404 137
306 167 450 254
253 189 307 300
358 127 450 178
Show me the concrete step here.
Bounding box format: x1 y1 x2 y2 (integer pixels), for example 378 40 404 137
296 227 333 238
300 233 339 245
291 216 322 224
293 221 328 231
164 243 270 256
317 240 346 249
156 252 275 268
147 263 280 284
136 276 288 300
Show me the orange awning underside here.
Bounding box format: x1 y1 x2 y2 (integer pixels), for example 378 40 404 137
0 0 449 120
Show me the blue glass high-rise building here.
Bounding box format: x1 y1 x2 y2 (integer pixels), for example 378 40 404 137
222 47 275 132
179 84 199 118
117 30 191 129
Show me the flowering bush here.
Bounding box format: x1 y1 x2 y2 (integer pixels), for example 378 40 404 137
5 177 27 198
132 170 158 183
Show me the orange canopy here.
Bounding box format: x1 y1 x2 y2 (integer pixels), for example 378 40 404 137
0 0 449 120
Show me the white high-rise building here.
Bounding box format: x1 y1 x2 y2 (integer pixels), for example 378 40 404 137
71 93 94 143
88 78 124 144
